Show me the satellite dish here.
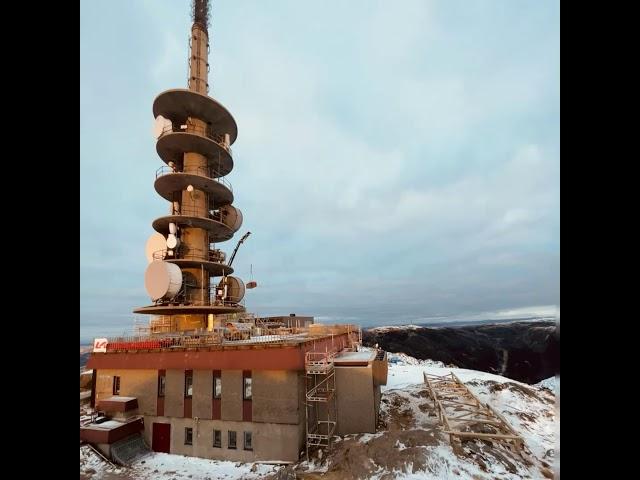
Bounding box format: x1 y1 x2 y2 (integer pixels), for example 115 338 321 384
220 205 243 232
166 233 180 249
153 115 172 139
145 261 183 301
145 232 167 263
219 276 245 303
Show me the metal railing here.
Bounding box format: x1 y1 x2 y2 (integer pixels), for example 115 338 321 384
103 329 304 352
305 351 337 373
181 293 243 308
155 165 232 192
152 247 227 264
158 122 232 156
168 203 230 225
96 323 359 353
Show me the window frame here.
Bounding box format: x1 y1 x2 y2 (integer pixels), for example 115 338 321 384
113 376 121 396
243 431 253 451
158 375 166 397
213 429 222 448
184 427 193 445
228 430 237 449
243 376 252 400
213 374 222 399
184 371 193 398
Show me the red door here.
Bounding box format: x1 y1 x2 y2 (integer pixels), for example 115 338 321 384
152 423 171 453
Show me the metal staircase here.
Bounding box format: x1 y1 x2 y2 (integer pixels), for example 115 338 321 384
305 350 338 460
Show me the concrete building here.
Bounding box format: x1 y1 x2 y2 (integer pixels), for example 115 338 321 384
86 329 387 462
81 0 387 464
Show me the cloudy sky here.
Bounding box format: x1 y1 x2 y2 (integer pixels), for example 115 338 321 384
80 0 559 342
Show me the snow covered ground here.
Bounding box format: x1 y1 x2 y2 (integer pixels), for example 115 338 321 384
535 376 558 392
129 453 278 479
382 351 557 461
80 446 279 480
81 350 558 480
369 324 425 333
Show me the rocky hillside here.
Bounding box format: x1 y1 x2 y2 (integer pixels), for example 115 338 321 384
363 321 559 384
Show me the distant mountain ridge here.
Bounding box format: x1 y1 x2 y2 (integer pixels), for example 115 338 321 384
363 320 559 384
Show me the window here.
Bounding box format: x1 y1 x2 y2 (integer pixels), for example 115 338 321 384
243 376 252 400
158 375 166 397
184 427 193 445
244 431 253 451
185 372 193 397
213 429 221 448
113 376 120 395
228 430 236 449
213 375 222 399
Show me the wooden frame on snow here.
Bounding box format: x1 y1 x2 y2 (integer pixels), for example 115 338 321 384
423 371 524 456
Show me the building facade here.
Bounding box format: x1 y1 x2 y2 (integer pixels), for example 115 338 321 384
87 330 387 462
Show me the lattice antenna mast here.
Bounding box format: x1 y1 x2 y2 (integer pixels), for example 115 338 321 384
191 0 210 34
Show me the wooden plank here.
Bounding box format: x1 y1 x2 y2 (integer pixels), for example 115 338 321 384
441 407 494 417
441 431 522 440
449 418 504 426
439 399 480 408
483 402 520 436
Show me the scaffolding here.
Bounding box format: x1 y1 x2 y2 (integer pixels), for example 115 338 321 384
305 350 337 460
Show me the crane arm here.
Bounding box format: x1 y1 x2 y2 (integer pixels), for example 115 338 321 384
227 231 251 267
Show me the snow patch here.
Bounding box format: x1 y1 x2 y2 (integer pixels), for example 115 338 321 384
128 453 279 479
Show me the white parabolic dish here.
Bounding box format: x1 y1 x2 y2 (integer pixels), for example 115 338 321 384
220 275 245 303
145 232 167 263
221 205 243 232
145 260 182 301
153 115 172 139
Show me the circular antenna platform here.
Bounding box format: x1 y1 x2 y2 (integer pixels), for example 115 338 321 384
145 232 167 263
145 260 183 301
153 89 238 144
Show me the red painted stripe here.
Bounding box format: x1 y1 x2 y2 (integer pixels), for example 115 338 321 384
184 397 192 418
88 334 352 370
212 398 221 420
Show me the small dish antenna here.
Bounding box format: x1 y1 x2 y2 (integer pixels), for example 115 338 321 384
153 115 172 139
166 222 180 249
166 234 180 249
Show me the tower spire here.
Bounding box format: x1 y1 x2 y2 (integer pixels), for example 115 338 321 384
192 0 210 34
189 0 211 94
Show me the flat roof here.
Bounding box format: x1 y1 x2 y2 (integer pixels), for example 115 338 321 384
99 396 137 403
334 351 375 365
82 420 126 432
